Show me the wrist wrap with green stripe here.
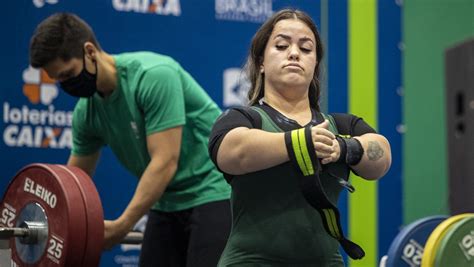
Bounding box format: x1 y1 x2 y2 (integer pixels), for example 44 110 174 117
284 126 318 176
285 126 365 260
336 135 364 166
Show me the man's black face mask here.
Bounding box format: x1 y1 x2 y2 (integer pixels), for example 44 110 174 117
58 52 97 98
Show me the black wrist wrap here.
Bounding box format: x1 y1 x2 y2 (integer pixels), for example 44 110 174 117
345 137 364 165
335 136 347 164
336 135 364 166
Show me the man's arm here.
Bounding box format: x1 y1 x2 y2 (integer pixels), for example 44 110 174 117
103 126 182 248
67 151 101 177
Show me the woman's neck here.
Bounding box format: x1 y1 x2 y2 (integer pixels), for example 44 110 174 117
264 89 312 126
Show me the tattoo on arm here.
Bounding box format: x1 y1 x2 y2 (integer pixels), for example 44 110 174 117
367 141 384 161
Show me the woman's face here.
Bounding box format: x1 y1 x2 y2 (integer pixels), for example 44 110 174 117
261 18 317 92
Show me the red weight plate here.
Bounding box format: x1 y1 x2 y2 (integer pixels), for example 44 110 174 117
47 164 88 266
56 165 104 267
0 163 87 267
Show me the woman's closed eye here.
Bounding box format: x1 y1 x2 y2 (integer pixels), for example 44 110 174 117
275 44 312 53
300 47 312 53
275 44 288 50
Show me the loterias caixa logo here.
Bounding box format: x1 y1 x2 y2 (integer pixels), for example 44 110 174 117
2 66 73 149
112 0 181 16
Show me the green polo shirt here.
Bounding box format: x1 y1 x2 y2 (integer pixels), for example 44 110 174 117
71 51 230 211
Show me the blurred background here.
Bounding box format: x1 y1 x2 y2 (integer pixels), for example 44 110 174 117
0 0 472 266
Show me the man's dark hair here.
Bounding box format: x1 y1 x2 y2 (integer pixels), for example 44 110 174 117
30 13 101 68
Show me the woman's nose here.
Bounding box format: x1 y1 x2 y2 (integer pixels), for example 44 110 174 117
288 45 300 60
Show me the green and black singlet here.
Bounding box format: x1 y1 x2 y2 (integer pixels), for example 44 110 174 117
208 102 376 267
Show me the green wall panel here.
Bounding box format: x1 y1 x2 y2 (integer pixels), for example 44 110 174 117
404 0 474 223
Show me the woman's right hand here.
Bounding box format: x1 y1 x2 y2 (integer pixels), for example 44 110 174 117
311 120 338 164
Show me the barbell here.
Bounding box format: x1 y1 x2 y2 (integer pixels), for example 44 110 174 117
0 163 144 267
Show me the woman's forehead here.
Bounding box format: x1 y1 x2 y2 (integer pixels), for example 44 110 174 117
271 19 315 41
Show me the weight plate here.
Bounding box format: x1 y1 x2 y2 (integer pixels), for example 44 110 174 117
0 163 87 266
56 165 104 267
421 213 473 267
46 164 89 266
434 215 474 267
385 215 447 267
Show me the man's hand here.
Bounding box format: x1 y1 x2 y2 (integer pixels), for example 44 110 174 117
103 219 133 249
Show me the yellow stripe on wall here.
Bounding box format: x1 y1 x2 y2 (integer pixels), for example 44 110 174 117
348 0 378 266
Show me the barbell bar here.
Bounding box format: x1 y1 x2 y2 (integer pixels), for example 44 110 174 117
0 226 143 245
